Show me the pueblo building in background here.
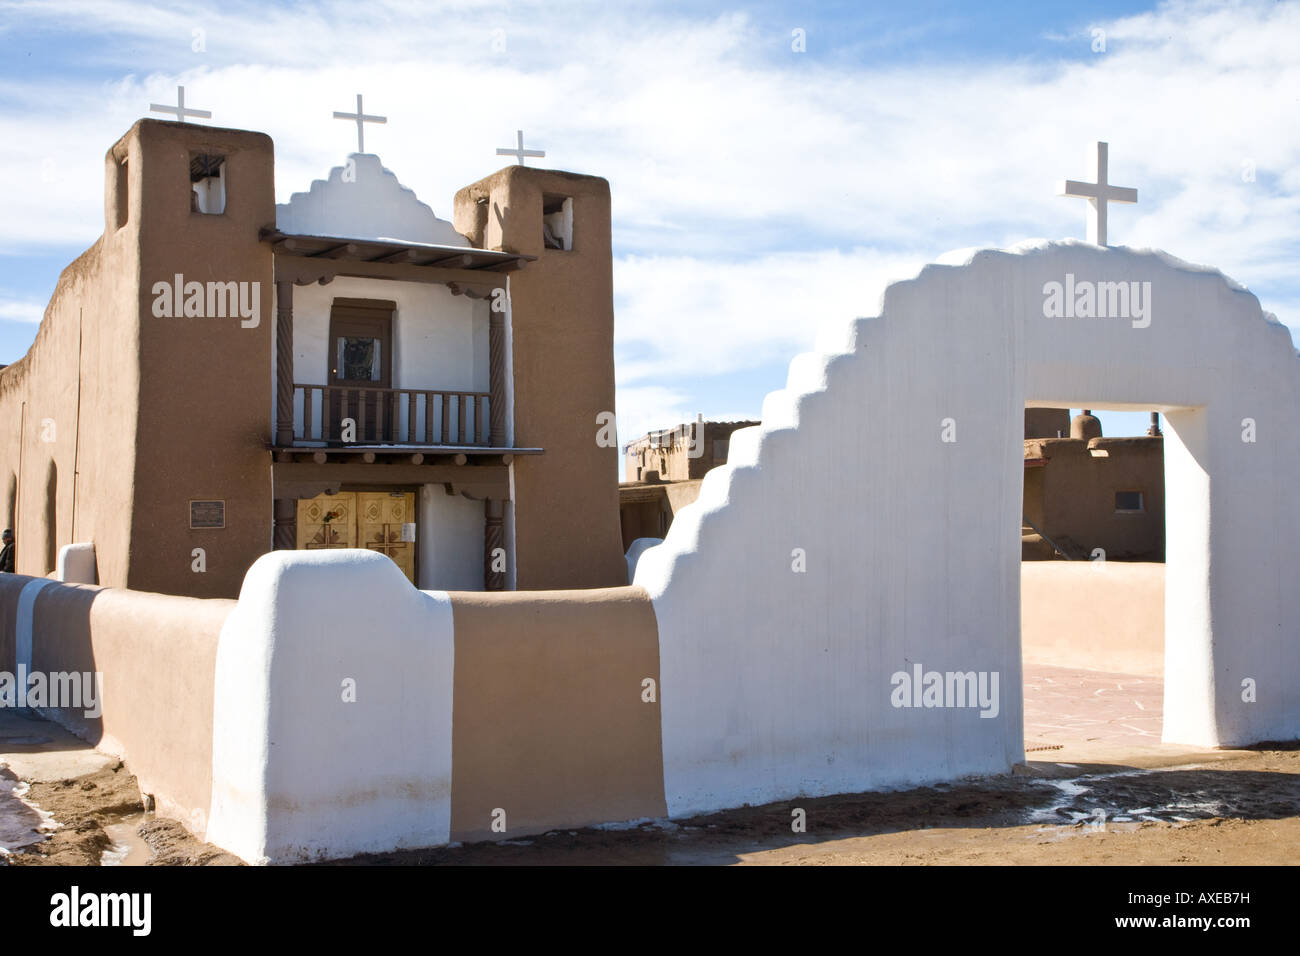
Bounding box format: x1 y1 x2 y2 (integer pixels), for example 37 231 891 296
619 418 757 549
1021 408 1164 561
0 119 627 598
622 408 1165 560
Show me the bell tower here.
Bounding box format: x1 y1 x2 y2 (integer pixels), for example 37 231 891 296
455 166 627 589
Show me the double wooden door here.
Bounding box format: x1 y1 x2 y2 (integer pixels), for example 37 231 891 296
296 490 417 584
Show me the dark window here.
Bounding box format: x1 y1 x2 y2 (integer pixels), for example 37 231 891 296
114 159 129 229
542 195 573 250
1115 490 1144 513
190 152 226 214
338 336 382 382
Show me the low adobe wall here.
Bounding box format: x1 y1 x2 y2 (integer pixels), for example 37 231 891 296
448 589 665 843
206 549 663 863
0 573 231 829
1021 562 1164 676
4 552 666 864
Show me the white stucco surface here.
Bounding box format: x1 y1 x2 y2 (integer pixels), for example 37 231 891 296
14 578 53 675
635 240 1300 818
206 550 454 864
276 153 468 247
418 483 485 590
624 537 663 580
55 542 97 585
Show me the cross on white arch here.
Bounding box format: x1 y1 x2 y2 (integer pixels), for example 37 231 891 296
333 94 387 154
496 130 545 166
1058 141 1137 247
149 85 212 124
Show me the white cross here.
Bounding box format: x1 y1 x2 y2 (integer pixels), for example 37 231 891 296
1058 141 1137 247
496 130 546 166
333 94 387 154
149 85 212 124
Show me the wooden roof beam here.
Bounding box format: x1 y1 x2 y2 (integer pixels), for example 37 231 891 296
319 242 361 259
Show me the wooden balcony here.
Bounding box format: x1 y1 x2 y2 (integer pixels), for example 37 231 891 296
272 272 510 451
293 383 493 446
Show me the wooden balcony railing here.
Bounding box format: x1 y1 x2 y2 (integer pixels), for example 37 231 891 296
292 384 492 446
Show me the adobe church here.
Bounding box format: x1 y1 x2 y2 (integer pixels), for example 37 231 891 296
0 117 628 598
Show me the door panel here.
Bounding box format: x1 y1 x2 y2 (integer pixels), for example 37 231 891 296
358 492 417 583
296 492 357 549
295 490 417 585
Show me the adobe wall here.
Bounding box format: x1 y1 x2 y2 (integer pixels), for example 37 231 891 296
206 550 661 863
1024 435 1164 560
453 167 626 590
619 492 668 550
447 588 664 842
0 166 141 585
618 478 704 551
1021 562 1164 676
0 574 230 830
1024 407 1070 439
0 572 34 672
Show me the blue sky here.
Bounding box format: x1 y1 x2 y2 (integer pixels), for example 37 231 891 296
2 0 1297 441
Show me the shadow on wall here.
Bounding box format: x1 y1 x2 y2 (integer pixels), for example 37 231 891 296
0 573 100 746
43 461 57 576
0 573 229 832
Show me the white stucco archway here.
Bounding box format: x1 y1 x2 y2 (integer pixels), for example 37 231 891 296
635 240 1300 818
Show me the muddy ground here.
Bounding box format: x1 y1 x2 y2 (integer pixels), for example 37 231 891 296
3 739 1297 866
1 759 241 867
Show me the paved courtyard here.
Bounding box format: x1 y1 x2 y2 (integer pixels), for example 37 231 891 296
1022 663 1164 752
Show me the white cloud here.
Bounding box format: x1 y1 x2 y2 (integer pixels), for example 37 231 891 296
614 247 928 384
0 297 45 323
3 0 1299 420
614 384 693 452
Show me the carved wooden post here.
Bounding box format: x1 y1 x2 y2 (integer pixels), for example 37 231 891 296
271 272 297 554
484 498 505 590
488 304 506 447
275 279 294 447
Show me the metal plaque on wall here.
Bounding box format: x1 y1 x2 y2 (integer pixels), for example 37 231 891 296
190 500 226 529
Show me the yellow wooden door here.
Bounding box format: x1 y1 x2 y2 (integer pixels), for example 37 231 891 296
357 491 417 584
295 490 416 584
296 492 357 550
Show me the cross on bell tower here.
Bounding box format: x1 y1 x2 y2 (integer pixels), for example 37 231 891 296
149 85 212 124
495 130 546 166
333 94 387 154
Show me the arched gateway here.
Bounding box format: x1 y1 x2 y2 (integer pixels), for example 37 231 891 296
635 239 1300 818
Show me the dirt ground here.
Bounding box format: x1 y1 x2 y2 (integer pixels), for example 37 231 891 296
2 664 1298 866
1 759 239 867
325 744 1300 866
5 746 1298 866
